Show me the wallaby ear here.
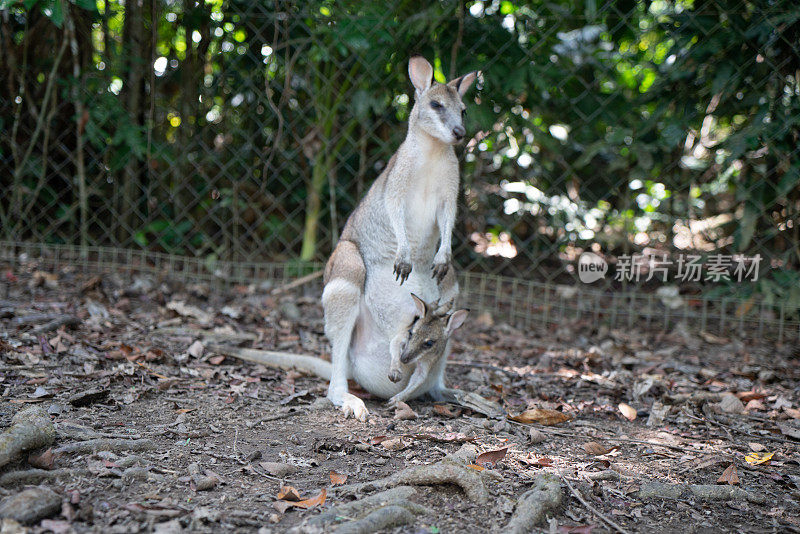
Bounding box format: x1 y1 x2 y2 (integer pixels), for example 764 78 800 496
409 56 433 95
447 70 479 97
410 293 427 317
445 309 469 335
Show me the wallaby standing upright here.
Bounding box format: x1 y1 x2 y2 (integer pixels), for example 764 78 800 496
322 56 478 420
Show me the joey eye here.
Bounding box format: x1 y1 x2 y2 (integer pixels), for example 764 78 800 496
461 108 466 116
430 101 442 109
423 340 435 348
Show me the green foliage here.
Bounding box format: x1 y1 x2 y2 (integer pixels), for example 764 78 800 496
2 0 798 300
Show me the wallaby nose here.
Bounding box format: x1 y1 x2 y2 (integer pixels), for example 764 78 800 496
452 125 466 141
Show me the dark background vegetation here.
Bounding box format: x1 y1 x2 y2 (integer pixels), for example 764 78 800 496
1 0 799 306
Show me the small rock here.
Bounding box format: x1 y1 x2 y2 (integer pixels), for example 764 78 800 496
758 369 776 383
153 519 184 534
309 397 333 411
188 340 205 359
355 443 370 452
718 393 745 415
68 388 109 407
528 428 547 444
279 301 301 322
246 450 262 462
449 443 478 464
0 487 61 524
259 462 297 477
381 438 404 451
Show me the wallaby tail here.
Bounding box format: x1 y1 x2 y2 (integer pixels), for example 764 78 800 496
209 344 332 380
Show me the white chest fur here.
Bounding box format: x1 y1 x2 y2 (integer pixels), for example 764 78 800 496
404 153 453 248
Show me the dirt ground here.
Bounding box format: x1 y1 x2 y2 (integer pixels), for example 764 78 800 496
1 261 799 533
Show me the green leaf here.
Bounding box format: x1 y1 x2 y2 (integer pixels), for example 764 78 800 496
75 0 99 11
23 0 39 10
48 0 64 27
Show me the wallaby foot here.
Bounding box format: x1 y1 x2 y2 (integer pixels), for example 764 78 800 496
388 368 403 383
328 389 369 421
341 392 369 421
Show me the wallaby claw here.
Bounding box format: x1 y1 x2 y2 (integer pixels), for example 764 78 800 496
341 393 369 422
431 262 449 283
393 260 412 285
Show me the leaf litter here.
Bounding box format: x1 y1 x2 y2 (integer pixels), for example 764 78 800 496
0 265 798 532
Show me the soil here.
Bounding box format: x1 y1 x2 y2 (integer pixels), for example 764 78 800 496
1 262 799 533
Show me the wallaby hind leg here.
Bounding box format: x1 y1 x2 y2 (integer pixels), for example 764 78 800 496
322 240 368 421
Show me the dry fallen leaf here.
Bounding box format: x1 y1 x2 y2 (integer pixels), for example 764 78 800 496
293 489 327 509
273 501 292 514
583 441 616 456
394 401 417 420
476 447 508 467
277 486 302 501
467 464 485 471
618 403 637 421
433 404 460 418
717 464 739 485
329 471 347 486
28 448 55 470
744 452 774 465
509 408 571 426
736 390 767 403
208 355 225 365
369 435 387 446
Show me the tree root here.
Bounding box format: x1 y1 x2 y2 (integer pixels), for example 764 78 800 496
54 438 156 455
335 457 490 503
0 468 91 487
505 473 563 534
307 486 430 534
335 505 416 534
0 406 55 469
31 315 80 334
635 482 766 504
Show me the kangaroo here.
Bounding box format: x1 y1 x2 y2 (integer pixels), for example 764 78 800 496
322 56 478 420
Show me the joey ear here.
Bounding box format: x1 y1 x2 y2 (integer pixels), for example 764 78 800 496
445 309 469 335
410 293 427 317
409 56 433 95
447 70 479 97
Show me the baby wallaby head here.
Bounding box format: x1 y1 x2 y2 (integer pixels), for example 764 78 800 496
400 293 468 365
408 56 478 145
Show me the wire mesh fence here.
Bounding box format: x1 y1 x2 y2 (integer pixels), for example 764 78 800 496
2 0 799 337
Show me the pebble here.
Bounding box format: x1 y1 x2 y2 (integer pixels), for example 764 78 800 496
0 487 61 524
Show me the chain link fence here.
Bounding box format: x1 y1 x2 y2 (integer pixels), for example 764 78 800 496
2 0 799 338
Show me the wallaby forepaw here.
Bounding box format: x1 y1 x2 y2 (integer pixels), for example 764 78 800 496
388 368 403 383
431 262 449 283
393 260 412 285
341 393 369 422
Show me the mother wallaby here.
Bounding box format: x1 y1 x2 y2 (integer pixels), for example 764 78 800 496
322 56 478 420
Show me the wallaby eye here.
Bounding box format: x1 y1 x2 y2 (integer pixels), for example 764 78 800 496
423 340 435 348
430 101 442 109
